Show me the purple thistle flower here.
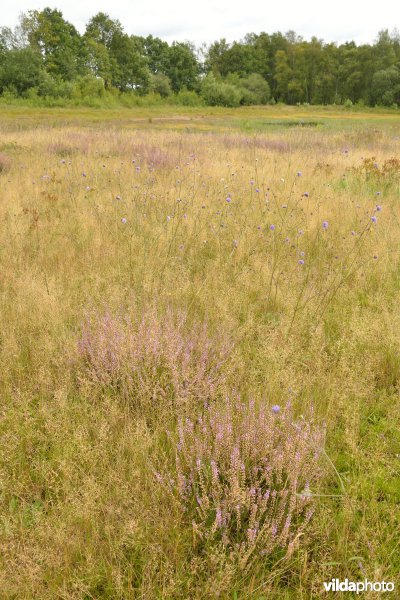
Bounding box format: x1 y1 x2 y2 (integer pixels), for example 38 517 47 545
226 196 231 202
269 224 275 231
322 221 329 229
121 217 127 224
371 215 377 223
298 259 305 265
297 171 302 176
375 205 382 212
272 405 281 413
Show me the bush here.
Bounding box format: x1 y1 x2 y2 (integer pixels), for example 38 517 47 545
159 397 325 566
175 87 203 106
201 74 243 107
150 73 172 97
76 307 231 413
239 73 271 105
72 75 106 99
36 71 73 99
0 152 11 173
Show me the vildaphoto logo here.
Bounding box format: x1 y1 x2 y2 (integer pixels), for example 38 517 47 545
323 579 395 594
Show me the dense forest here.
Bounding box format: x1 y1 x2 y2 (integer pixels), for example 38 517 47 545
1 8 400 106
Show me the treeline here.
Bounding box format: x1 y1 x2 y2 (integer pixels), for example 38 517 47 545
1 8 400 107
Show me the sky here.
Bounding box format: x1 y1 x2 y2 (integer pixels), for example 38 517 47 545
1 0 399 47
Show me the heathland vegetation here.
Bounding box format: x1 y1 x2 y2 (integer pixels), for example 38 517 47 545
1 8 400 107
0 106 399 597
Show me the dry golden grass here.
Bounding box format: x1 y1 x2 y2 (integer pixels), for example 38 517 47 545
0 109 399 598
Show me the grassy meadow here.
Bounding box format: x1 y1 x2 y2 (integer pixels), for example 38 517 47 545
0 105 399 598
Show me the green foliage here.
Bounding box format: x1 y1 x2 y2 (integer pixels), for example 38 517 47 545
371 66 400 106
0 10 400 107
175 87 203 106
201 73 242 107
21 8 82 80
162 42 200 92
239 73 271 104
150 72 172 97
0 47 41 94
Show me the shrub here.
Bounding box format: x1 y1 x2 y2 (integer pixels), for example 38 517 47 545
160 397 325 567
201 74 243 107
0 152 11 173
150 73 173 97
239 73 271 105
76 307 231 413
175 88 203 106
36 71 73 99
72 75 106 99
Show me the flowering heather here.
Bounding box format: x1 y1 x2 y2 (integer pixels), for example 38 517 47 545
77 308 232 412
163 397 325 566
0 153 11 173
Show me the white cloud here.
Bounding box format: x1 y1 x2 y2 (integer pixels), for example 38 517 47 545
2 0 399 46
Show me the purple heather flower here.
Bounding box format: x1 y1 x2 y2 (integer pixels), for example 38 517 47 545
272 405 281 413
322 220 329 229
371 215 377 223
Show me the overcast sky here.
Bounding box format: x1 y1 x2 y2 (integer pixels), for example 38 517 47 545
2 0 399 46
